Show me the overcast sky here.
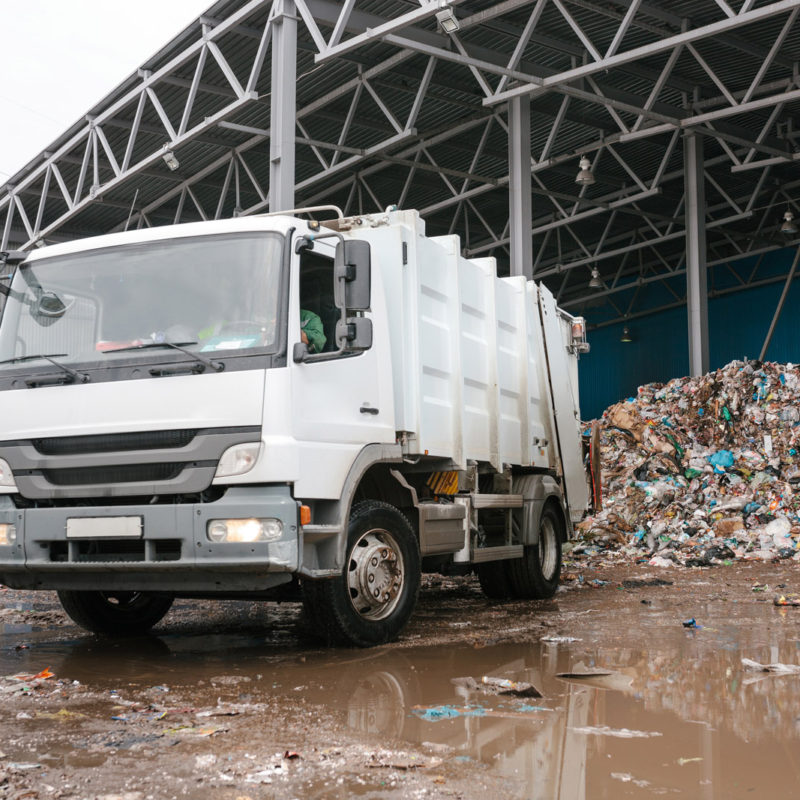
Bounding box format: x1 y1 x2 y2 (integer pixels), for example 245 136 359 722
0 0 213 181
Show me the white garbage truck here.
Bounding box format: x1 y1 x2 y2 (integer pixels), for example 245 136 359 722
0 207 589 646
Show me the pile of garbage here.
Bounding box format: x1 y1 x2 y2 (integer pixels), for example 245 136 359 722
575 359 800 567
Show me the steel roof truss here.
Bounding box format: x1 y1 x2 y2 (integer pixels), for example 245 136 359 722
550 0 602 62
178 45 209 137
488 0 800 106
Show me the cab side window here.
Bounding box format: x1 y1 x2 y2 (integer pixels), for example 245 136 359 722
299 249 337 353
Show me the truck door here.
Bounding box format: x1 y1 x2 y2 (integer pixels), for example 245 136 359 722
289 241 395 499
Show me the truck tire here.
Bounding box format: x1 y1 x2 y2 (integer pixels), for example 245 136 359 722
302 501 420 647
476 561 513 599
507 503 563 599
57 590 173 636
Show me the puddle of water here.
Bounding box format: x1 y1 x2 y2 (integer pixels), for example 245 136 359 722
3 592 800 797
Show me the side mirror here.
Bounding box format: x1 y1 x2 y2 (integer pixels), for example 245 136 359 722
336 317 372 351
35 291 71 318
334 240 371 311
293 341 309 363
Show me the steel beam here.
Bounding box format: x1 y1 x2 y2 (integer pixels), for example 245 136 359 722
269 0 297 212
508 95 532 279
684 132 709 376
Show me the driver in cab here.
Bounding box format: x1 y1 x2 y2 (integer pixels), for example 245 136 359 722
300 309 325 354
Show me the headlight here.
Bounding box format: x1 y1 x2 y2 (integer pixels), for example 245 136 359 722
0 524 16 545
207 518 283 543
0 458 17 489
214 442 262 478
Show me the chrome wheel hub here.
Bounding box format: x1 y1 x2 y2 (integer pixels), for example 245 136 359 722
347 529 404 620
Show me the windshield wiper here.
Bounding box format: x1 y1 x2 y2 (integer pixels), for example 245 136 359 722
102 341 224 373
0 353 68 365
0 353 90 384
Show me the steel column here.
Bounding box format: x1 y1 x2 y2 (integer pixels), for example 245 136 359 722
684 132 709 376
508 94 532 278
269 0 297 212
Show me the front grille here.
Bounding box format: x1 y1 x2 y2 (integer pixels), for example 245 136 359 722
33 429 198 455
49 539 182 563
2 425 258 500
43 463 185 486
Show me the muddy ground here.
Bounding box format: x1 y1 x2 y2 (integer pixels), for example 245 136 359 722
2 560 800 799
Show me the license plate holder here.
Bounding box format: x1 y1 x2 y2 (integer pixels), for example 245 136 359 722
66 516 143 539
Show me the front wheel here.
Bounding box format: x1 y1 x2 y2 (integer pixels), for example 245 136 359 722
507 504 564 599
302 501 421 647
57 590 174 636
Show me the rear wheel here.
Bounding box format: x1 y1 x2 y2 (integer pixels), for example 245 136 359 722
507 504 564 599
302 501 420 647
57 590 174 635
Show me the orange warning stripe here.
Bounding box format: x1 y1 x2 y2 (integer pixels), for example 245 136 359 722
426 471 459 496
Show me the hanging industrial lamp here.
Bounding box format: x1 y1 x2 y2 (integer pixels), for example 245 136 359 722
589 266 603 289
575 155 595 185
620 325 633 343
162 150 180 171
435 7 460 33
781 208 798 235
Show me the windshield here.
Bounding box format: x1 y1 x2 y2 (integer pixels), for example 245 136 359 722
0 232 283 370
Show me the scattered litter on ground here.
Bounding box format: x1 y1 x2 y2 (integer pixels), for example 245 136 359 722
480 676 541 697
677 757 704 766
161 724 227 737
620 577 673 588
555 661 634 692
540 635 582 643
774 594 800 606
682 618 701 629
450 676 542 698
95 794 144 800
1 667 57 696
575 360 800 568
366 752 438 770
741 658 800 674
611 772 652 787
556 660 613 679
571 725 662 738
35 708 87 722
411 705 487 722
21 667 53 681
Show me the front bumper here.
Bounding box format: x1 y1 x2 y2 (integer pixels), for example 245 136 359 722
0 486 299 592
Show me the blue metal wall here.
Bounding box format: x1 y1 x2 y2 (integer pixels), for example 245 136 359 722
578 248 800 420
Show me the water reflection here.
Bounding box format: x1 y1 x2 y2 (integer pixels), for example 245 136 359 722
333 632 800 797
3 596 800 797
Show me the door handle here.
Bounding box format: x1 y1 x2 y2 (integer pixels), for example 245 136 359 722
360 405 379 415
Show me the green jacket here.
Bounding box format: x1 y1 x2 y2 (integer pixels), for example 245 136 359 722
300 308 326 353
